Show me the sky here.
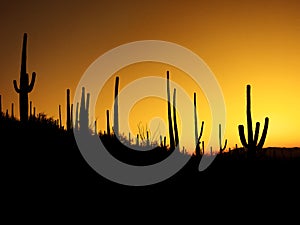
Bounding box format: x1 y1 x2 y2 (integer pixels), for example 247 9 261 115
1 0 300 152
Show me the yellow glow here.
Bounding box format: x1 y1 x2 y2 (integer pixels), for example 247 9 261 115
1 0 300 150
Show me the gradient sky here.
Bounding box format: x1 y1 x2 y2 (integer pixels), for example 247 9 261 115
1 0 300 152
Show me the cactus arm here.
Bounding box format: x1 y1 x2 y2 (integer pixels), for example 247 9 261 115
13 80 20 93
27 72 36 92
253 122 260 146
257 117 269 150
196 121 204 145
222 139 228 151
238 125 248 148
219 123 227 152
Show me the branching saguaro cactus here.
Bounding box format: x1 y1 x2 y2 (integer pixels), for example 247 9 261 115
79 87 90 132
114 76 119 136
166 71 175 150
219 124 227 154
238 85 269 159
13 33 36 122
194 92 205 157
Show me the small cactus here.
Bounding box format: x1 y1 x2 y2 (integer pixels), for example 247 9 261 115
219 124 227 154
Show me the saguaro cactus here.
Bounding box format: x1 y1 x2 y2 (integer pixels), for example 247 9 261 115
75 102 79 131
173 88 179 148
79 87 90 132
106 109 111 135
219 124 227 154
194 92 205 157
238 85 269 158
0 95 2 116
114 76 119 136
13 33 36 122
167 71 175 150
66 89 71 131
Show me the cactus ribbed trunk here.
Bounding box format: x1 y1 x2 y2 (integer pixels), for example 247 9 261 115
114 76 119 136
167 71 175 150
13 33 36 122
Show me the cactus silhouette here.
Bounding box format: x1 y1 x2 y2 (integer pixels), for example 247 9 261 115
173 88 179 148
114 76 119 136
166 71 175 150
13 33 36 122
219 124 227 154
106 109 111 135
195 121 204 157
75 102 79 131
0 95 2 116
66 89 71 131
79 87 90 132
194 92 204 157
59 105 62 129
238 85 269 158
11 103 14 119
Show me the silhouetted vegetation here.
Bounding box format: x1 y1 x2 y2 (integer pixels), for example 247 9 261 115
1 33 300 198
238 84 269 159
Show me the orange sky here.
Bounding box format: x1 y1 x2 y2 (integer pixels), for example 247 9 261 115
1 0 300 152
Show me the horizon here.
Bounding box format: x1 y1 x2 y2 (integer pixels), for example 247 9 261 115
1 0 300 150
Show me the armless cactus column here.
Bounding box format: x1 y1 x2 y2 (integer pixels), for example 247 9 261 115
66 89 71 131
80 87 90 133
173 88 179 148
238 85 269 159
114 76 119 136
13 33 36 122
167 71 175 150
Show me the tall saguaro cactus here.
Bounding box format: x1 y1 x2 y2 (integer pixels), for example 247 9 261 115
167 71 175 150
13 33 36 122
238 85 269 158
106 109 111 135
114 76 119 136
66 89 71 131
80 87 90 132
194 92 205 157
0 95 2 116
173 88 179 148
